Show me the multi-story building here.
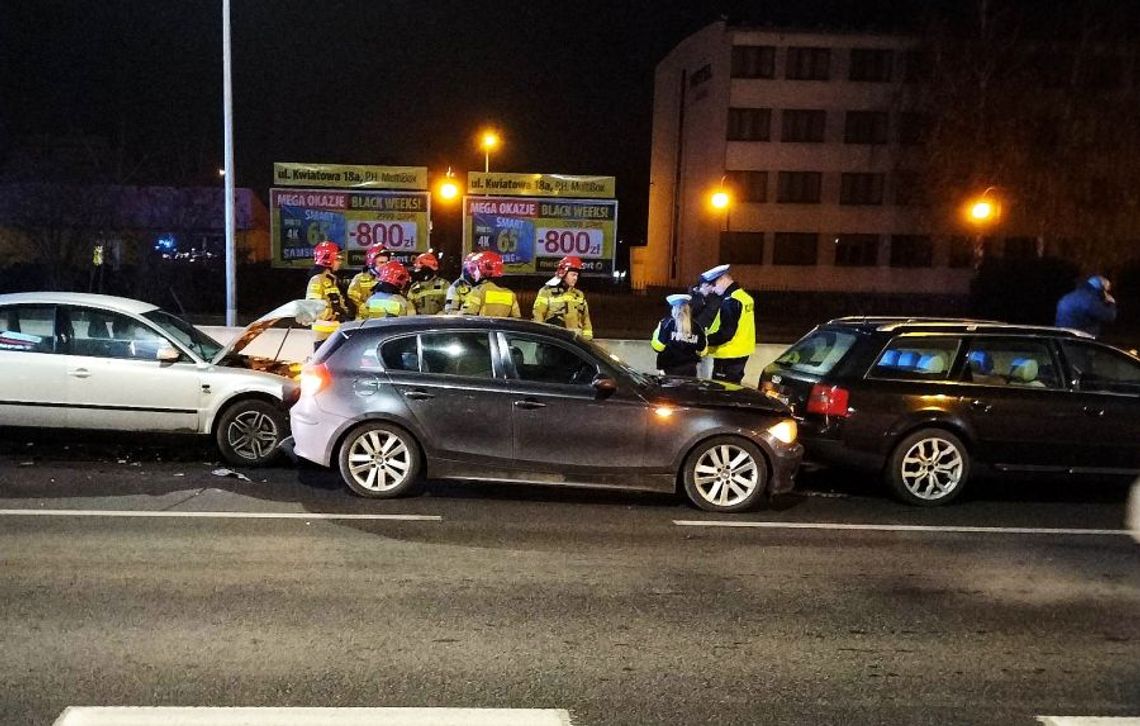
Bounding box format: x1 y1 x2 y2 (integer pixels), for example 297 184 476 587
636 21 974 294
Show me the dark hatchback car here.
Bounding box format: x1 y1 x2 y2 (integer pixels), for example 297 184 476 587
291 317 802 513
760 317 1140 506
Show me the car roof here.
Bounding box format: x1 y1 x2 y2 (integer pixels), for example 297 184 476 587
0 292 160 316
344 315 584 341
823 316 1094 339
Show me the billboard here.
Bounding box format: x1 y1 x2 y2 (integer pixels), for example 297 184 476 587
270 188 432 269
462 196 618 277
467 172 615 199
273 163 427 190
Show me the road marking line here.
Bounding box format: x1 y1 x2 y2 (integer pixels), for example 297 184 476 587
1037 718 1140 725
0 509 441 522
674 520 1129 536
53 707 573 725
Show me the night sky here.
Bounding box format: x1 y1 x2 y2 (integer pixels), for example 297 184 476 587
1 1 956 241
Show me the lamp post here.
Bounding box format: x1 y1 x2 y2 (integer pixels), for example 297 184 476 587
963 186 1002 269
221 0 237 326
480 130 500 173
710 176 732 231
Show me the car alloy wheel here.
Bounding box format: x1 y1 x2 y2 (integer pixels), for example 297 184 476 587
888 429 970 506
683 436 768 512
216 399 287 466
338 423 422 498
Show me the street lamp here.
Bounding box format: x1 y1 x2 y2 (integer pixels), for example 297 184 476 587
709 177 733 231
962 186 1003 268
480 130 500 173
436 166 459 202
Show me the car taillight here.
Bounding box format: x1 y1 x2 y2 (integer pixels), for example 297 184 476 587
806 384 849 417
299 363 331 397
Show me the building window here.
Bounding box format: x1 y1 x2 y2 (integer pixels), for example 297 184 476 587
781 110 826 142
902 50 932 82
849 49 892 82
947 236 974 268
786 47 831 81
731 45 776 79
890 235 933 268
776 172 822 203
727 108 772 141
773 233 819 265
897 112 928 145
892 170 923 206
725 171 768 203
839 173 885 205
845 111 889 144
834 234 880 267
719 231 765 264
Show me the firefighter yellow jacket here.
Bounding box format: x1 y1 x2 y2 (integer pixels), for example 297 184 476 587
347 271 378 320
364 292 416 319
305 269 349 341
445 278 472 314
408 277 449 315
533 283 593 339
460 280 521 318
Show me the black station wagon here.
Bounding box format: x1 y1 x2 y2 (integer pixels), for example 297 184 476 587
760 317 1140 506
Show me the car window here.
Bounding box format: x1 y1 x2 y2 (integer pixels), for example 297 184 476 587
1060 341 1140 395
774 329 858 375
960 338 1060 389
67 307 171 360
379 335 419 372
142 309 223 361
420 332 493 378
0 305 56 353
505 334 597 385
868 337 960 381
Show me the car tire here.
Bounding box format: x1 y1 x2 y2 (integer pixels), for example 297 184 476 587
682 436 769 513
215 398 288 467
886 428 971 506
337 422 422 499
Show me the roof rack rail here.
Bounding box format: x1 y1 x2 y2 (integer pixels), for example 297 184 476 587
826 316 996 326
874 320 1093 337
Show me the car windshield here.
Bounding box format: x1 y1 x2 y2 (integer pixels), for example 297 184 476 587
775 328 858 376
142 309 224 361
578 336 653 386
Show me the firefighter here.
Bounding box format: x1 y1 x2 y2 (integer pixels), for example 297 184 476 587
305 240 351 351
364 260 416 318
460 251 521 317
444 251 480 313
533 255 593 339
347 244 389 319
407 251 449 315
699 264 755 385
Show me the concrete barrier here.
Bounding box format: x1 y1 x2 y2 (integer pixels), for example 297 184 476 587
200 326 792 386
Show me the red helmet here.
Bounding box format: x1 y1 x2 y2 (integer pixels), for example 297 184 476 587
472 250 504 281
364 244 390 272
312 240 340 267
414 252 439 271
556 255 583 278
375 260 410 289
461 251 481 277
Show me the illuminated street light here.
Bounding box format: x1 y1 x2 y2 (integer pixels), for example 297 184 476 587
436 166 459 201
710 190 731 209
963 186 1004 268
480 130 500 173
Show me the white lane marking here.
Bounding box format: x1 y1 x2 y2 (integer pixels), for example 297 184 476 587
0 509 440 522
1038 718 1140 725
674 520 1129 536
53 707 573 725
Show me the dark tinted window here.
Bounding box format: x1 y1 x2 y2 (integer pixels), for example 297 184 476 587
775 329 858 375
1061 341 1140 395
66 307 170 360
786 47 830 80
776 172 822 203
870 337 961 381
0 305 55 353
379 335 419 372
844 111 889 144
890 235 933 268
727 108 772 141
834 234 879 267
725 170 767 202
773 233 818 265
731 46 775 79
963 338 1060 389
840 173 884 205
420 332 493 378
719 231 765 265
781 110 826 142
849 49 892 82
505 335 597 386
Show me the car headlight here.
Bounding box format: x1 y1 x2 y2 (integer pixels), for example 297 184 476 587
766 418 798 445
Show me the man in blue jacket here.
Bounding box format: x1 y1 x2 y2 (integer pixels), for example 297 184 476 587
1056 275 1117 338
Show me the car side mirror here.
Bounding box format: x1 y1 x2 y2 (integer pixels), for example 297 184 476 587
592 374 618 398
156 346 181 363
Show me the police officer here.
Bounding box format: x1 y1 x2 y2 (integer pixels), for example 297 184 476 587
445 251 480 314
305 240 351 351
347 244 389 319
650 293 707 377
533 255 593 339
460 251 521 317
699 264 755 384
407 251 449 315
364 260 416 318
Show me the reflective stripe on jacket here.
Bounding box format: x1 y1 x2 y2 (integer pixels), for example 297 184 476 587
409 277 449 315
364 292 415 319
533 284 593 339
347 271 377 319
706 286 755 359
460 280 521 318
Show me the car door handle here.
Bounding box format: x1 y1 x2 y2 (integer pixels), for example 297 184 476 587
404 390 435 400
67 368 91 379
514 399 547 410
1082 405 1105 417
969 399 992 413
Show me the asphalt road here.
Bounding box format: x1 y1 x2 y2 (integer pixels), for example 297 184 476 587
1 430 1138 725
